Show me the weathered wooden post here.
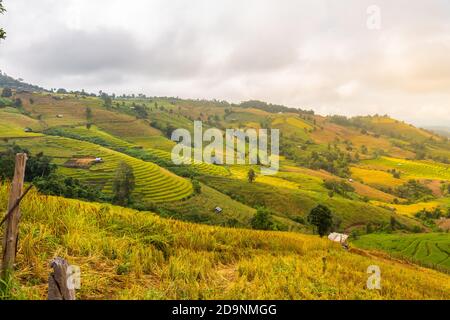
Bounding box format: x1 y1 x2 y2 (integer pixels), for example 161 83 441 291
48 257 76 300
1 153 27 280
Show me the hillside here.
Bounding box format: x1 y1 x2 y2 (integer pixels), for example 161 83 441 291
0 73 46 93
1 90 450 230
426 126 450 138
1 185 449 300
1 87 450 300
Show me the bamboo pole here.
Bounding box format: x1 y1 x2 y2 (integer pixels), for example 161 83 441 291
1 153 27 280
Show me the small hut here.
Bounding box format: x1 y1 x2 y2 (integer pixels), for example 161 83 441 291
328 232 349 244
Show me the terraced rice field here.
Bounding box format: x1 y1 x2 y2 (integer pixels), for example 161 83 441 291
372 197 450 216
353 233 450 272
271 116 311 140
96 118 160 138
350 166 405 188
362 157 450 181
0 109 45 138
18 93 103 127
9 136 193 202
145 146 229 176
54 126 135 149
52 126 229 177
131 136 176 151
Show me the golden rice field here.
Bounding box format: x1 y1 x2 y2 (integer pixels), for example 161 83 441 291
362 157 450 181
0 184 448 300
350 166 405 188
372 197 450 216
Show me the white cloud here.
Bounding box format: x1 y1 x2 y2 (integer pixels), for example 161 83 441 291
0 0 449 126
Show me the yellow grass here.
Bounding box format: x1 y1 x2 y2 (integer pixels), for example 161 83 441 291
351 167 405 188
0 184 449 300
372 200 442 216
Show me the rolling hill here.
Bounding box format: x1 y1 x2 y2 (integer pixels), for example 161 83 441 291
0 185 448 300
1 85 450 299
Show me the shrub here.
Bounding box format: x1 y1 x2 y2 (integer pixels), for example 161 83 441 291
307 204 333 237
251 207 275 230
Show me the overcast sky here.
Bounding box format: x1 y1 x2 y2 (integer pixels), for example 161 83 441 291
1 0 449 126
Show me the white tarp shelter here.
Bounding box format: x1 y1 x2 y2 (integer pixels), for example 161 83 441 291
328 232 349 243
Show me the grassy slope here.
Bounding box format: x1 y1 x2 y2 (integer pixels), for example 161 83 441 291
353 233 450 272
49 125 230 177
362 157 450 181
2 92 450 229
1 185 449 300
198 175 419 230
6 135 193 203
0 108 44 138
157 184 256 227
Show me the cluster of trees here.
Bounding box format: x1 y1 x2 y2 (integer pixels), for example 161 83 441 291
394 180 433 201
415 207 450 221
281 139 355 178
0 145 106 201
0 88 25 109
388 169 401 179
0 1 5 40
250 203 335 238
251 207 275 230
33 174 105 201
307 205 334 237
150 120 176 138
306 150 352 177
239 100 314 115
132 103 148 119
112 162 135 206
323 180 355 198
1 87 12 97
0 145 55 181
414 207 450 232
0 144 142 209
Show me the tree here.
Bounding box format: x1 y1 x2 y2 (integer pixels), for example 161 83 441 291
112 162 135 206
0 146 56 182
13 98 22 108
86 107 92 120
86 107 93 128
56 88 67 94
1 87 12 97
101 94 112 109
307 204 333 237
0 1 6 40
395 180 433 200
192 179 201 194
251 207 274 230
247 168 256 183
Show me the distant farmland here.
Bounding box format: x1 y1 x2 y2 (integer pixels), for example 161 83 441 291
353 233 450 272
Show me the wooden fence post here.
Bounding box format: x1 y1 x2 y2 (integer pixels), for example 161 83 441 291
48 257 76 300
1 153 27 280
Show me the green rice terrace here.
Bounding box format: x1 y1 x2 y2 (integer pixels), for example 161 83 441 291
353 233 450 272
2 135 193 203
